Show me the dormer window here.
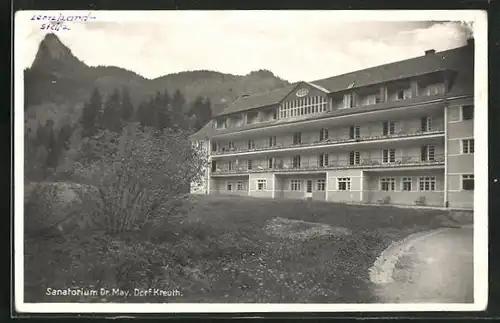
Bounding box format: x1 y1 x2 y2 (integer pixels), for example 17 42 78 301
424 83 445 96
364 94 381 106
215 118 227 129
247 111 258 124
343 93 353 109
396 89 411 100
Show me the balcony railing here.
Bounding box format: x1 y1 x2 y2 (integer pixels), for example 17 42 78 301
211 154 445 175
211 128 444 156
213 93 447 136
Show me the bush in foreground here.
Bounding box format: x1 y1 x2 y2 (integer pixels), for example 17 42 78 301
69 123 207 233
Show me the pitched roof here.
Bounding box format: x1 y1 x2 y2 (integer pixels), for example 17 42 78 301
190 43 473 140
215 83 298 117
190 120 215 140
311 45 472 93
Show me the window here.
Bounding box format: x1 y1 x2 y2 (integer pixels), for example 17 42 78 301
296 88 309 97
215 118 226 129
349 151 360 165
227 182 233 191
382 121 395 136
380 178 396 191
402 177 412 191
462 174 474 191
269 136 277 147
228 141 235 149
349 125 361 139
425 84 444 96
317 179 326 191
318 153 329 167
211 160 217 172
247 140 255 149
419 176 436 191
338 178 351 191
383 149 396 163
257 179 267 191
420 116 432 132
306 180 313 192
247 160 253 170
421 145 435 161
462 105 474 120
395 88 411 100
279 96 327 118
292 155 301 168
228 161 234 171
246 111 258 124
268 157 276 169
293 132 302 145
291 179 302 191
364 94 381 105
319 128 329 141
462 139 474 154
343 93 353 109
237 181 244 191
211 142 218 152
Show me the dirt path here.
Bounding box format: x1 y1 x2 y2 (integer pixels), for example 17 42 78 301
370 227 473 303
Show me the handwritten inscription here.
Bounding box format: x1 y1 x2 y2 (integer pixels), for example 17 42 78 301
32 12 96 31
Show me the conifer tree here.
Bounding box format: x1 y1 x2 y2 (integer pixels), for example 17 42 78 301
171 89 187 129
156 90 171 130
81 87 102 137
121 87 134 122
100 89 122 133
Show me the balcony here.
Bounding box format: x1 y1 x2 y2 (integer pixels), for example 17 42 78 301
211 154 445 175
211 92 447 137
211 128 444 157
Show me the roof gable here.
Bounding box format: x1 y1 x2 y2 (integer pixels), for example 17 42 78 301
216 83 297 117
280 81 330 104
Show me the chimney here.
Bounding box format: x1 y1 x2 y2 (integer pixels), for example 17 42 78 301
467 38 474 47
425 49 436 56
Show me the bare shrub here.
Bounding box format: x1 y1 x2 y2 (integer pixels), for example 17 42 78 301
72 123 207 233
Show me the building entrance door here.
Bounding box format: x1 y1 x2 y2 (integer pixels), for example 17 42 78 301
306 180 313 199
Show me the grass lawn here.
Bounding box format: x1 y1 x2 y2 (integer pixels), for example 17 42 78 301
24 194 451 303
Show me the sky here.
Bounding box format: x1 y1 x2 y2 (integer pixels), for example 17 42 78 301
16 11 475 83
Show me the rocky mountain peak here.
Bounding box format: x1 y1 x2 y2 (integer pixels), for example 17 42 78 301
31 33 83 71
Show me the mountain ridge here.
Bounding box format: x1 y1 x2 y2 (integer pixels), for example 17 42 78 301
25 33 291 129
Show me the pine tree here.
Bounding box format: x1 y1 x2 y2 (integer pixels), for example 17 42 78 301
121 87 134 122
171 89 186 129
100 89 122 133
200 97 213 128
81 88 102 137
136 102 148 127
156 90 171 130
57 124 74 150
189 96 213 130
